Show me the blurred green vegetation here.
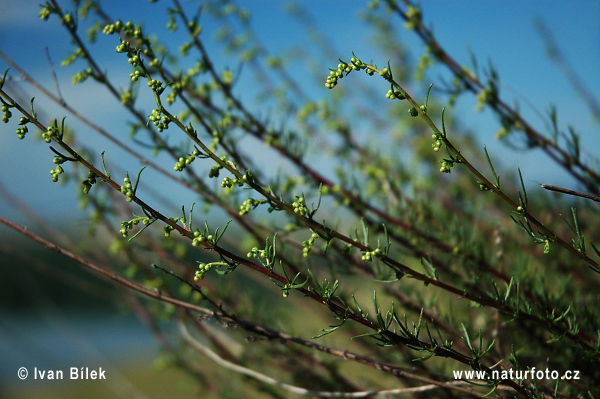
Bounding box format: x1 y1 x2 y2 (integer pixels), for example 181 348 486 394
0 234 119 312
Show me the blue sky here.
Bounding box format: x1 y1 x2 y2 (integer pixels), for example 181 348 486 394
0 1 598 226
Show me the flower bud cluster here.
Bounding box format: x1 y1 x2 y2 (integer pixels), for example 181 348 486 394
103 20 140 38
104 21 153 88
476 86 497 111
119 216 149 238
478 181 491 191
82 171 97 194
120 176 134 202
194 262 212 281
115 39 132 54
408 107 419 117
166 80 184 105
431 133 443 152
292 196 308 216
148 108 170 132
324 57 366 89
1 103 12 124
222 70 234 85
60 13 74 28
174 149 201 172
209 129 221 151
385 89 406 100
130 70 145 82
404 6 422 30
439 159 454 173
361 247 381 261
42 125 58 143
61 48 85 67
72 68 93 85
147 78 164 95
50 164 64 183
192 230 213 247
325 56 379 89
302 232 319 258
120 88 133 106
160 218 180 238
208 157 236 178
193 260 225 281
415 48 434 81
16 117 29 139
208 163 222 178
239 198 267 216
247 246 268 259
128 53 141 67
167 15 178 32
221 175 246 189
39 6 52 20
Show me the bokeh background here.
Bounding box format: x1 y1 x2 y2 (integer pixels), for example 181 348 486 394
1 1 598 397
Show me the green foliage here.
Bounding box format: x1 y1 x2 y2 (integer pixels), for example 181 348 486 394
1 0 599 398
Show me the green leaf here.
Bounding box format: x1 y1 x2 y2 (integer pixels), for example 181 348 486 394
128 219 155 242
361 218 369 246
0 68 9 90
313 319 345 339
441 107 448 138
461 323 473 352
29 97 37 119
214 220 232 245
100 151 110 178
352 295 368 318
517 167 528 208
132 166 146 195
424 82 434 108
484 146 500 188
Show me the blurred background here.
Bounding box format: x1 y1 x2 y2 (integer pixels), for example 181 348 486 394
0 1 598 397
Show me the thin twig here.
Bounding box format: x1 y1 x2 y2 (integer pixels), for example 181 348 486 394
0 215 481 387
45 47 65 105
541 184 600 203
179 321 507 398
0 216 214 316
